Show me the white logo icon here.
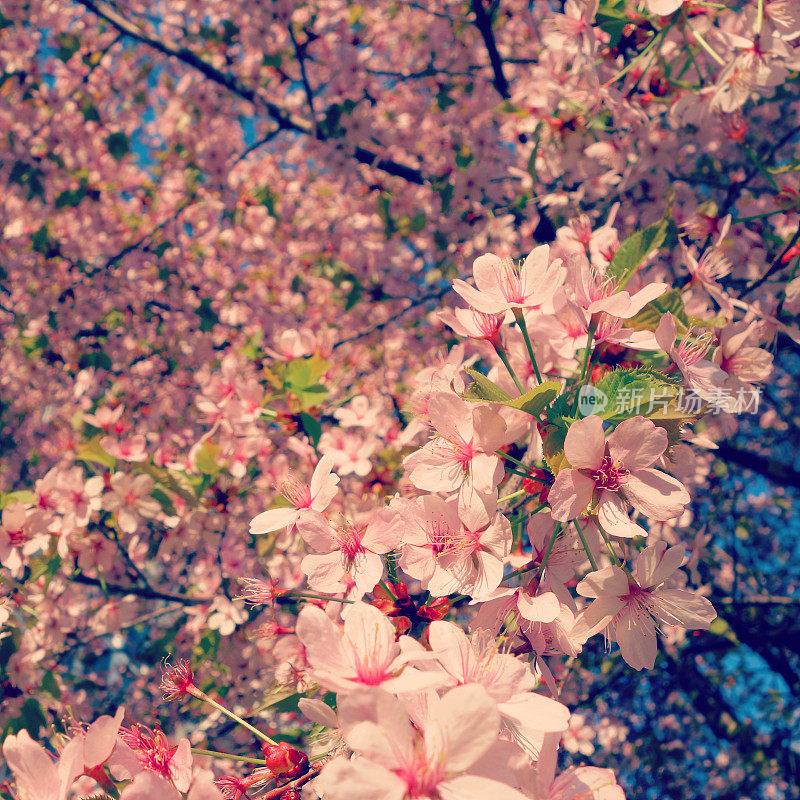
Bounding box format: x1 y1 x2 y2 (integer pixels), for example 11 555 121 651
577 385 609 417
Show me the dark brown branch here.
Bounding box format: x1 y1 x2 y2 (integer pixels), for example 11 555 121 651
740 222 800 298
470 0 511 99
75 0 425 185
332 285 449 349
715 441 800 490
70 571 211 605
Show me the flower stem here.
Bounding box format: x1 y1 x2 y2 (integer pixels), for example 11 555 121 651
495 450 528 469
513 309 543 384
495 345 525 394
598 525 624 567
499 488 526 503
288 592 354 604
191 748 267 765
574 520 598 571
538 523 561 577
194 691 278 745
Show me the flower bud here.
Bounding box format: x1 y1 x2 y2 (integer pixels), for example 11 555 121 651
261 741 309 780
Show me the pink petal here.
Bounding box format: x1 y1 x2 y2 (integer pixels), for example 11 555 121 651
651 588 717 629
425 684 500 772
654 312 678 353
250 506 299 535
607 417 667 470
613 605 657 670
188 769 224 800
3 731 62 800
296 510 337 551
342 602 397 670
634 541 685 587
83 706 125 768
352 551 385 594
296 604 348 673
318 756 407 800
170 738 192 793
625 283 669 316
472 405 508 452
596 492 647 539
624 469 689 520
564 416 606 470
548 469 595 521
498 691 571 735
452 278 507 315
338 689 414 768
361 508 403 553
428 392 473 445
439 775 529 800
472 253 506 296
301 552 347 592
517 591 560 623
404 444 465 493
120 772 180 800
576 565 629 598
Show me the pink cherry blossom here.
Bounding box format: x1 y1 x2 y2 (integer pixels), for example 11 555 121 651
422 621 571 757
403 392 507 513
452 245 565 315
549 766 626 800
250 453 339 535
318 685 530 800
576 542 717 669
394 494 512 599
102 473 160 534
655 313 727 397
548 416 690 537
296 601 445 694
298 508 402 595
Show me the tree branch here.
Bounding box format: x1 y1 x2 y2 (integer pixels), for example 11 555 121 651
470 0 511 99
715 441 800 490
69 571 211 605
75 0 425 185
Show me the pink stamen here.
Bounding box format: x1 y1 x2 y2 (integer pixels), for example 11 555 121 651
590 455 630 492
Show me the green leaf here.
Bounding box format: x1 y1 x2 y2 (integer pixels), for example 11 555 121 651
627 289 689 332
150 486 176 516
195 441 221 475
506 382 561 416
76 435 116 469
55 186 87 209
55 32 81 62
299 412 322 446
195 298 219 332
0 490 34 509
462 369 512 403
462 369 560 417
78 350 112 371
592 367 679 425
105 132 130 160
136 463 199 508
607 201 674 289
285 355 328 390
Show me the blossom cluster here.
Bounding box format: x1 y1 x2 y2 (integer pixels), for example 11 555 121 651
2 0 800 797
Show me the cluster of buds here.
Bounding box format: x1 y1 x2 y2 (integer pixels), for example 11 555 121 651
372 581 451 635
522 467 550 504
261 741 310 781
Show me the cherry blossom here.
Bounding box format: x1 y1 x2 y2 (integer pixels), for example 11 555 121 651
318 685 530 800
296 601 445 693
250 453 339 535
548 416 690 537
298 508 402 595
576 542 717 669
452 245 566 315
